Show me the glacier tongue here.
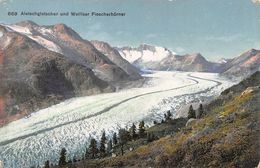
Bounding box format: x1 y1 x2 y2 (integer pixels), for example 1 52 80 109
0 71 235 168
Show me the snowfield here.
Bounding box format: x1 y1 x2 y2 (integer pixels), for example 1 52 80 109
0 23 63 54
119 45 175 63
0 71 235 168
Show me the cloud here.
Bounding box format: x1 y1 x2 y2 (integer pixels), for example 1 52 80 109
0 0 9 5
146 33 158 39
252 0 260 4
0 0 12 9
175 47 186 53
88 22 102 31
205 34 243 42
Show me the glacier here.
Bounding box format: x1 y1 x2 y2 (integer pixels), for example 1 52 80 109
0 71 235 168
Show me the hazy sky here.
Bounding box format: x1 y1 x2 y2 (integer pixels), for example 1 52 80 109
0 0 259 60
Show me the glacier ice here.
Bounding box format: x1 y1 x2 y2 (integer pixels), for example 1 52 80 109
0 71 235 168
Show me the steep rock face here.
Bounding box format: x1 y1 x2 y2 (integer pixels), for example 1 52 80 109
48 23 131 82
91 40 141 80
221 49 260 79
0 25 113 124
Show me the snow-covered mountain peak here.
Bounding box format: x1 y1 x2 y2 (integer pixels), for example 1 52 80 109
0 22 63 54
118 44 175 63
1 23 33 35
218 58 229 64
16 20 39 28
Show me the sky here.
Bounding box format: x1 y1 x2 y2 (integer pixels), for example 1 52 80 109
0 0 259 61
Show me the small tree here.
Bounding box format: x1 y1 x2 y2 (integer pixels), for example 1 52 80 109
73 155 77 163
44 160 50 168
118 128 130 155
58 148 67 166
165 110 172 121
107 139 113 154
147 133 156 142
138 121 145 138
85 147 89 159
113 132 118 145
187 105 196 119
129 123 137 140
197 104 204 118
100 131 107 157
89 138 98 159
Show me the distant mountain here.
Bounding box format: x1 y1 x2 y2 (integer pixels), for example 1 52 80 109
117 44 222 72
217 57 232 64
220 49 260 79
158 53 223 72
117 45 260 77
118 44 174 64
0 21 141 124
91 40 141 80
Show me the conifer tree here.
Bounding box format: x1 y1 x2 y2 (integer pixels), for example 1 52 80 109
118 128 130 155
130 123 137 140
85 147 89 159
73 155 77 163
147 133 151 142
58 148 67 166
138 120 145 138
100 131 107 157
107 139 113 154
89 138 98 159
165 110 172 121
197 103 204 118
188 105 196 119
113 132 118 145
44 160 50 168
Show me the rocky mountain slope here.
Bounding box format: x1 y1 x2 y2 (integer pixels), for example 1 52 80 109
70 71 260 168
220 49 260 79
158 53 222 72
90 40 141 80
0 21 142 124
3 20 133 82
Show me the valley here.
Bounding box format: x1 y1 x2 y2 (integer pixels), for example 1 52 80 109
0 71 234 167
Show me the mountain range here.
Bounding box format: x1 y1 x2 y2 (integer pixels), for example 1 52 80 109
0 20 259 124
0 20 141 124
117 44 260 77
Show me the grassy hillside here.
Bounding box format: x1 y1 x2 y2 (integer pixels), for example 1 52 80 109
54 72 260 168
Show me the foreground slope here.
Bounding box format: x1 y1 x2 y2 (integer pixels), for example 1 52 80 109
87 72 260 168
